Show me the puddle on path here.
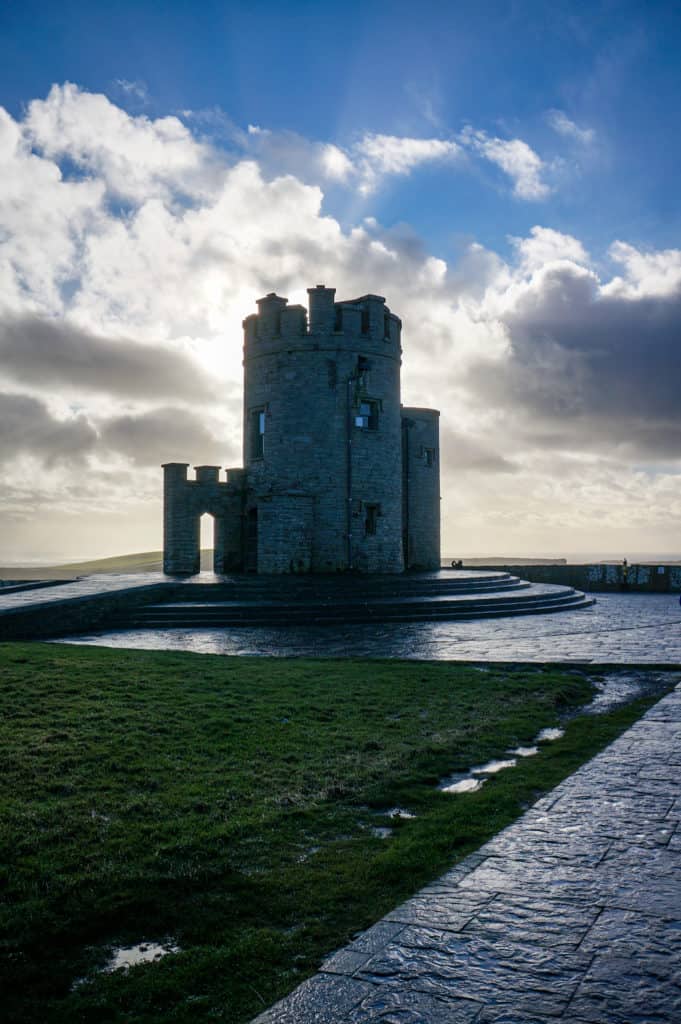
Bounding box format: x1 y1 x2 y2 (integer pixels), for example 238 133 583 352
437 669 678 798
438 776 484 795
536 727 565 742
438 729 561 796
73 940 180 990
105 941 180 972
471 758 518 774
584 671 661 715
386 807 416 819
370 826 393 839
368 806 417 825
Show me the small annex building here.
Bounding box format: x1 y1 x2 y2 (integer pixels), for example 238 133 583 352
163 286 440 574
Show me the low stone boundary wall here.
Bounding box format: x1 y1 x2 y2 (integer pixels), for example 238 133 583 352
477 564 681 593
0 583 185 640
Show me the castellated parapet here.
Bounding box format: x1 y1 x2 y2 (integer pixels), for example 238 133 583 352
163 287 440 574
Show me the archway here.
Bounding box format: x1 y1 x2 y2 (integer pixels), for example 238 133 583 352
200 512 215 572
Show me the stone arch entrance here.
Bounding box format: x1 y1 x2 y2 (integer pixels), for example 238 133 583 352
200 512 216 572
162 464 246 576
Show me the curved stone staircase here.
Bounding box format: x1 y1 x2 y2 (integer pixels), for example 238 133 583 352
107 570 593 629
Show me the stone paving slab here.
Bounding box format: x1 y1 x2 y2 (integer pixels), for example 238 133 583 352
0 572 169 613
70 591 681 662
252 683 681 1023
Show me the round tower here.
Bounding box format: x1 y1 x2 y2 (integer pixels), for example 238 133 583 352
242 286 404 573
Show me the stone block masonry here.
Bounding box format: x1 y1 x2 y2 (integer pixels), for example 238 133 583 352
163 286 440 575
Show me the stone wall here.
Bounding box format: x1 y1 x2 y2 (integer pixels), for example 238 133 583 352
163 463 244 574
402 407 440 570
0 583 178 640
477 563 681 593
257 493 314 573
243 287 405 573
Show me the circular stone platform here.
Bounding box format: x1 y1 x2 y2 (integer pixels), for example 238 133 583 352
108 570 593 629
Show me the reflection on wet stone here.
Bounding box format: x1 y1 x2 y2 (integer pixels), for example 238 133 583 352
356 930 589 1016
253 684 681 1024
60 592 681 663
347 986 482 1024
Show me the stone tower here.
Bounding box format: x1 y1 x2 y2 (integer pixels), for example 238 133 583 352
163 286 440 575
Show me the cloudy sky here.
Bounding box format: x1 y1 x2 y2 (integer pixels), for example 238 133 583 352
1 0 680 563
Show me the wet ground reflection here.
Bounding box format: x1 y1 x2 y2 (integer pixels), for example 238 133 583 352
56 593 681 663
104 941 180 973
435 669 676 797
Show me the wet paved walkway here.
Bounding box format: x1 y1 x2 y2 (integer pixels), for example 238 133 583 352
253 683 681 1023
0 572 168 613
65 592 681 662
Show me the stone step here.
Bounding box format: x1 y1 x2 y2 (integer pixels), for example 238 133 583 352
176 575 528 601
109 589 593 628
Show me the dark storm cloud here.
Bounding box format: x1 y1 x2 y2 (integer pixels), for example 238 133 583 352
0 394 235 471
0 392 96 465
0 313 217 401
100 407 236 466
467 265 681 458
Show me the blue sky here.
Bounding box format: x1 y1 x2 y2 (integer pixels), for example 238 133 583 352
0 1 680 560
2 0 680 259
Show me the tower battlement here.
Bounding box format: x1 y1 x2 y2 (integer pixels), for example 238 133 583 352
242 286 402 355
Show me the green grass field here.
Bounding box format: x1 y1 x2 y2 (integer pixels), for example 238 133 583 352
0 643 668 1023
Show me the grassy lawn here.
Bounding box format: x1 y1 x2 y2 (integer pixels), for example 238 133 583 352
0 642 668 1023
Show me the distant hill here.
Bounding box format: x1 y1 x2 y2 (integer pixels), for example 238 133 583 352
0 550 225 580
0 551 160 580
4 551 676 582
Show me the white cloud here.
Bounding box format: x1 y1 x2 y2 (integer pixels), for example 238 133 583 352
186 108 552 203
320 143 354 182
25 83 213 202
547 109 595 145
114 79 149 103
603 241 681 298
511 226 590 271
0 105 104 316
0 83 679 561
461 127 551 200
241 126 460 195
355 133 460 194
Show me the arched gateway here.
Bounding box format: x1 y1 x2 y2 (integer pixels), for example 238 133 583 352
163 286 440 575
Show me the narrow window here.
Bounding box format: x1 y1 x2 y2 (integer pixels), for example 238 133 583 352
384 313 391 340
423 447 435 467
334 305 343 331
365 503 380 536
250 408 265 459
360 310 370 335
355 399 379 430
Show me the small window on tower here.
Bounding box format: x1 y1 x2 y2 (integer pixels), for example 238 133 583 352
423 447 435 467
250 408 265 459
364 503 380 536
355 399 379 430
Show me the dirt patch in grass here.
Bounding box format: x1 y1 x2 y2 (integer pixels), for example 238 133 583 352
0 642 673 1023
